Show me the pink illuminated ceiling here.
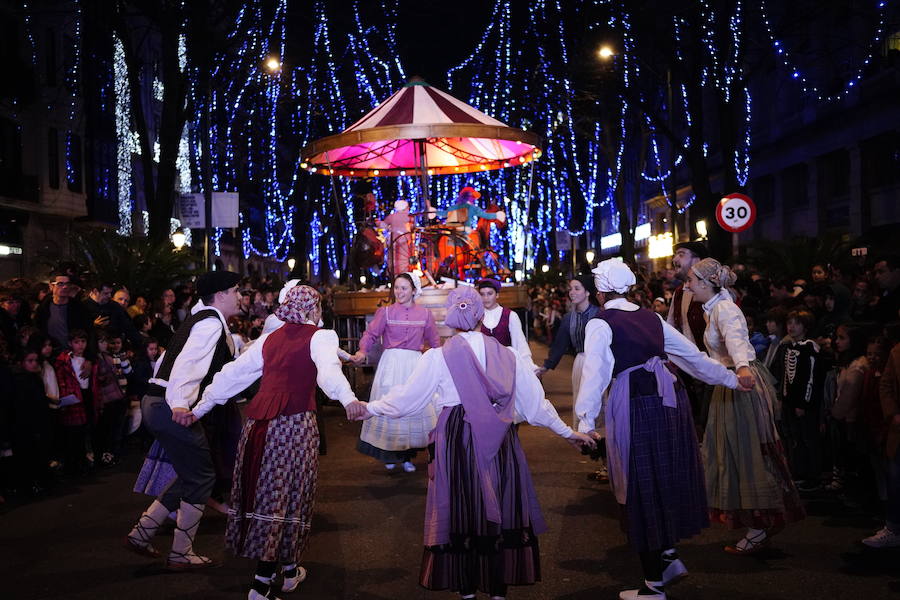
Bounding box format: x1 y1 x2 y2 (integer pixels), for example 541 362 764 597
300 80 542 177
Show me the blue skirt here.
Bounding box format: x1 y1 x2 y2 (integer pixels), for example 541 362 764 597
623 386 709 552
133 439 177 498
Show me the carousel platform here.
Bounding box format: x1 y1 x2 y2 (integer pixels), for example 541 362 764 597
333 284 529 338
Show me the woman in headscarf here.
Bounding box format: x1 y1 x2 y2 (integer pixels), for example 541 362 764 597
575 259 747 600
357 286 595 600
350 272 441 472
190 285 362 600
684 258 804 556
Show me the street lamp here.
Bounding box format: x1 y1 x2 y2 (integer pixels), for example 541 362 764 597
541 264 550 273
597 45 616 60
585 250 595 264
264 55 282 74
172 228 186 250
287 257 296 271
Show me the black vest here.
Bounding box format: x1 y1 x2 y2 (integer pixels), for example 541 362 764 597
146 308 234 406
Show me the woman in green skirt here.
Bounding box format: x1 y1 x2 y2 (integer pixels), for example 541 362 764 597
685 258 804 555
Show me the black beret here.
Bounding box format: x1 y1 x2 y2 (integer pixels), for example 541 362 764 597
196 270 241 297
673 241 710 260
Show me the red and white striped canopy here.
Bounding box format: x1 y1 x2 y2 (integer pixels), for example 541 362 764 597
300 78 541 177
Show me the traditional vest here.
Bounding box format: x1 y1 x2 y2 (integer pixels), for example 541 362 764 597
146 309 233 405
480 306 513 347
672 285 707 352
597 308 667 396
245 323 320 420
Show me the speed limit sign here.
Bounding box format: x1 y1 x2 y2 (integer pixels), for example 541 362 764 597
716 193 756 233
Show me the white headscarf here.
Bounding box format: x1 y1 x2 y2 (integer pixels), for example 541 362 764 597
278 278 301 305
592 258 636 294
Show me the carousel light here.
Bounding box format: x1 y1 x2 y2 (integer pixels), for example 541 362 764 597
454 166 460 172
503 162 510 167
300 162 308 169
427 169 434 176
350 171 355 175
480 164 487 170
399 170 406 176
373 169 379 175
310 167 317 173
287 257 296 270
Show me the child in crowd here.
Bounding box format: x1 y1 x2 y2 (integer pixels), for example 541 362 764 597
94 333 127 466
824 324 870 492
763 307 789 371
107 331 132 397
10 349 52 495
775 310 824 492
54 329 93 474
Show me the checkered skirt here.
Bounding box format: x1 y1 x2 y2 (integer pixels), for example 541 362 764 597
359 348 436 451
226 411 319 562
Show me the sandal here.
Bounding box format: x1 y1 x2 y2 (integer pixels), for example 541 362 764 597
724 530 769 555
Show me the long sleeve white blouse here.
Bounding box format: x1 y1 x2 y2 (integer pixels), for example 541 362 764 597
193 322 357 419
701 290 757 370
366 331 576 439
574 298 739 433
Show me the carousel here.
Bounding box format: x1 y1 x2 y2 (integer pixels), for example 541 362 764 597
300 77 539 334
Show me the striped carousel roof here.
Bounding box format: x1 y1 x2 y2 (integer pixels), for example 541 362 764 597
300 78 541 177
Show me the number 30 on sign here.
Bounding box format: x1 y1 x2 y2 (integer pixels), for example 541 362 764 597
716 193 756 233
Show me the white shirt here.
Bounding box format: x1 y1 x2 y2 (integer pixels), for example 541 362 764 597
151 301 234 411
574 298 739 433
481 304 538 369
701 290 757 370
71 356 90 389
366 331 576 439
193 322 357 419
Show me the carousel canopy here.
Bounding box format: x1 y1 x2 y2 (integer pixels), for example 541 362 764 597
300 78 542 177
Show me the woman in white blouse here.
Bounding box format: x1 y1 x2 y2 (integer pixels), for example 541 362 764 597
685 258 804 555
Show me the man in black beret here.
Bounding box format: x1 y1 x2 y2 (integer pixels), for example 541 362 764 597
669 241 712 434
125 270 241 570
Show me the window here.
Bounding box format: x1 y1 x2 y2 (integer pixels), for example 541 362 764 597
65 132 83 193
752 175 775 215
861 130 900 189
782 164 808 208
48 128 59 189
45 27 57 87
819 150 850 202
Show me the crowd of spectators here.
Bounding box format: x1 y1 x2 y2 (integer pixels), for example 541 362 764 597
0 264 335 504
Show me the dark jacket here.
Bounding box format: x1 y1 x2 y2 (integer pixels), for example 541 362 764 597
34 297 92 350
82 298 143 348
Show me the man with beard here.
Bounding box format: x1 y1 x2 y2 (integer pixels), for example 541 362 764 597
667 241 711 433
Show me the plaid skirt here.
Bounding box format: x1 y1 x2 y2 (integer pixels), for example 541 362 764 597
226 411 319 562
359 348 436 452
623 387 709 552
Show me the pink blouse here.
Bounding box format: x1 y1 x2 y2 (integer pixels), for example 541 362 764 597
359 303 440 353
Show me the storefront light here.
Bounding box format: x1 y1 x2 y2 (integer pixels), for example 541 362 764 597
648 232 674 259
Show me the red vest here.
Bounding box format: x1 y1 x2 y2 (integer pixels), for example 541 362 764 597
480 306 513 347
245 323 319 420
672 285 707 353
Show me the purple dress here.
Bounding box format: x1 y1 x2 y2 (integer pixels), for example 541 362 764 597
419 334 543 596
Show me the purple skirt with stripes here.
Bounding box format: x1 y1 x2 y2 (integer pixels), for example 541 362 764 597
420 405 542 595
623 386 709 552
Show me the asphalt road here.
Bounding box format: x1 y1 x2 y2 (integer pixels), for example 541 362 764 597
2 343 899 599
